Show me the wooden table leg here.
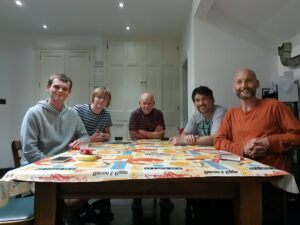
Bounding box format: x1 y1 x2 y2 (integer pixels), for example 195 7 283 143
34 182 57 225
236 182 262 225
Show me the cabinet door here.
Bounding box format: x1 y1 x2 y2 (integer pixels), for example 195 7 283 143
37 50 92 107
162 43 180 137
108 41 143 138
38 52 65 100
66 52 91 106
127 42 144 111
145 42 162 108
107 41 179 139
107 41 127 120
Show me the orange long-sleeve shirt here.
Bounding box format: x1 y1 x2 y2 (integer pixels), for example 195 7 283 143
214 99 300 170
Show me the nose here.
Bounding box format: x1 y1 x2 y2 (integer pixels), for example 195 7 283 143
198 100 204 105
240 81 247 88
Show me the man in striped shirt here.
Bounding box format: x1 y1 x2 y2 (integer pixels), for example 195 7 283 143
129 93 174 216
74 87 112 142
73 87 114 223
129 92 165 140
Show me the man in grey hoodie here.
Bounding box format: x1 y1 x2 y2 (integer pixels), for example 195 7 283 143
20 73 89 164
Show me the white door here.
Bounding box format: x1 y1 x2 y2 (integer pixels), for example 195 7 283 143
37 50 93 106
37 52 65 100
107 41 144 138
107 41 179 139
162 42 180 137
144 42 162 108
66 52 91 106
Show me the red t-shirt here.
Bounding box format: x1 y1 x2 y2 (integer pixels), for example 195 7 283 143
214 99 300 170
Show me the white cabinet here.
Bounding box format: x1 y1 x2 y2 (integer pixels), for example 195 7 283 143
36 50 94 106
107 41 179 139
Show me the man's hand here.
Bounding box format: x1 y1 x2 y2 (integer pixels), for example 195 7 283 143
69 140 81 150
184 135 198 145
155 125 164 132
137 130 149 139
244 137 269 158
169 136 180 145
90 129 108 142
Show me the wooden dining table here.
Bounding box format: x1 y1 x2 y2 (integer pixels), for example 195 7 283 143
1 140 298 225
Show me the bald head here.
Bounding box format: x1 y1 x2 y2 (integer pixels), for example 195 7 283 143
140 92 154 102
233 68 259 100
234 68 257 83
139 92 155 115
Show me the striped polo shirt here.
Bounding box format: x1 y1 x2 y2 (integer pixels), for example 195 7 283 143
129 108 165 131
74 104 112 135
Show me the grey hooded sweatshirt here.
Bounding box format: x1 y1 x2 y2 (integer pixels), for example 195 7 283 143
20 100 89 163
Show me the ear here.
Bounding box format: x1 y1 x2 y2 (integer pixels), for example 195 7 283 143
256 80 260 88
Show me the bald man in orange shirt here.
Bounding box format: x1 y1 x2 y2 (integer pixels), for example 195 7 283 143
214 68 300 224
214 68 300 171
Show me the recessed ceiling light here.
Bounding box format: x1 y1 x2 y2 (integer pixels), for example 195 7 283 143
119 2 124 8
15 0 23 6
42 25 48 30
126 26 130 31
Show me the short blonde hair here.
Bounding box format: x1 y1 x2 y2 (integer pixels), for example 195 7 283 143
91 87 111 107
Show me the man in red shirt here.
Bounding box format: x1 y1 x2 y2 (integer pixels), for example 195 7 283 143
214 68 300 225
214 68 300 170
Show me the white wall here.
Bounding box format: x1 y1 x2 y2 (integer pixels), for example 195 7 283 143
180 0 278 120
180 0 199 119
0 35 104 168
0 36 36 169
194 19 278 109
0 34 179 168
278 33 300 80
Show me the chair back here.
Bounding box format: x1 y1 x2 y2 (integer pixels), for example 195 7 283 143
11 140 22 168
285 148 295 172
1 140 35 225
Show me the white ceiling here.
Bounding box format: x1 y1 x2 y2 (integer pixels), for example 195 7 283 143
0 0 193 36
0 0 300 47
201 0 300 49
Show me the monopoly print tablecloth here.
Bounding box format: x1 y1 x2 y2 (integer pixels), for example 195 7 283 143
0 140 298 206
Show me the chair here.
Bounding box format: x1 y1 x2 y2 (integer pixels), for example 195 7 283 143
281 148 296 225
0 140 34 225
11 140 22 168
262 148 296 225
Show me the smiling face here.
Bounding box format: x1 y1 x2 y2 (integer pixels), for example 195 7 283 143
193 94 214 116
233 69 260 100
46 78 71 104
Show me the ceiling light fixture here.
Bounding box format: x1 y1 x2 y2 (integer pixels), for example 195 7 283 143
126 26 130 31
42 25 48 29
119 2 124 8
15 0 23 6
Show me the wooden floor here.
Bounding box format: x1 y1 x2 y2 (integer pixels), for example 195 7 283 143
84 197 300 225
84 199 186 225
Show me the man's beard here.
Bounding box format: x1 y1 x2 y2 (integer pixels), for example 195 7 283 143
236 89 256 100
